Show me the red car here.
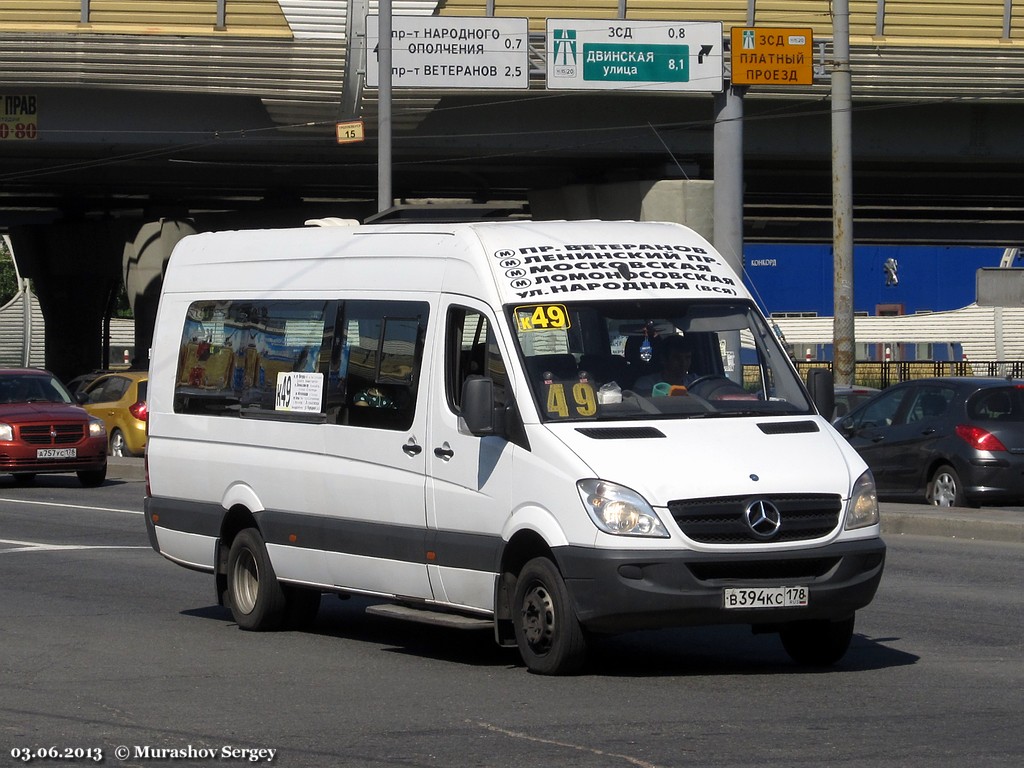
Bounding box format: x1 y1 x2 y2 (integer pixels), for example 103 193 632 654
0 368 108 487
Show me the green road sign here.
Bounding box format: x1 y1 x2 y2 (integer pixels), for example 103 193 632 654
582 43 689 82
546 19 723 92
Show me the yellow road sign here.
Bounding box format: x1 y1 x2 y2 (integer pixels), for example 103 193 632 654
730 27 813 86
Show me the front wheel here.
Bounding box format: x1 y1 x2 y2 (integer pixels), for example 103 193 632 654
226 527 288 631
780 616 855 667
927 464 964 507
512 557 587 675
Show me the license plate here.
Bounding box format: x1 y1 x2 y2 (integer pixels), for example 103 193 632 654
723 586 808 609
36 447 77 459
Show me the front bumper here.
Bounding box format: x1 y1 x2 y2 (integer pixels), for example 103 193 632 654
554 537 886 633
0 441 108 474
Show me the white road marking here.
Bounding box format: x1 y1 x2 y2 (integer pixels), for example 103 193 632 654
0 538 150 553
0 497 147 553
0 496 142 515
472 721 665 768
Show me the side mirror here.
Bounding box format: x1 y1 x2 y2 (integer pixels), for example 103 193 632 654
806 368 834 419
460 376 499 436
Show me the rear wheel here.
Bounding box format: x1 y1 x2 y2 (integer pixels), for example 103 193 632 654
226 527 287 631
780 616 855 667
512 557 587 675
109 429 130 458
927 464 964 507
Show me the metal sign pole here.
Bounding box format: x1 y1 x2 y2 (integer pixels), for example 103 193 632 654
832 0 855 385
714 84 745 384
378 1 392 213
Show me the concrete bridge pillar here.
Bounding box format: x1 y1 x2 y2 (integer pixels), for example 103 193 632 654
528 179 714 240
8 221 125 382
122 217 196 369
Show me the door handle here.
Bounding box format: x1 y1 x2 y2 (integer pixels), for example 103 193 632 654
870 435 885 443
921 427 936 436
402 440 422 456
434 444 455 460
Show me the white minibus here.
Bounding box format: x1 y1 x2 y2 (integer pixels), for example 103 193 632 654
144 219 885 674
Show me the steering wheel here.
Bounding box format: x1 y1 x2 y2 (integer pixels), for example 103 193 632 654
686 375 740 400
685 374 719 389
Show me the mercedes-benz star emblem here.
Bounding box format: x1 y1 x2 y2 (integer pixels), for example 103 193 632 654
744 500 783 539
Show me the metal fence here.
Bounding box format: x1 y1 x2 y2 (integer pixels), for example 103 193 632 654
791 361 1024 389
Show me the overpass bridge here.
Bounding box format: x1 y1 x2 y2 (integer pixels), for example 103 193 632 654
1 0 1023 378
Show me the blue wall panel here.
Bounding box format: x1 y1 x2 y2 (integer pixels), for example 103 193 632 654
743 244 1005 316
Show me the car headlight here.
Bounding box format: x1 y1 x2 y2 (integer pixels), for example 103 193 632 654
845 470 880 530
88 417 106 438
0 422 12 441
577 479 669 538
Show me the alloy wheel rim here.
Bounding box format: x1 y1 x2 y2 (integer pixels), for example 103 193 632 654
232 549 260 614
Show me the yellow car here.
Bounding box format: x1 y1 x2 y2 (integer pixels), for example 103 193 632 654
78 371 148 457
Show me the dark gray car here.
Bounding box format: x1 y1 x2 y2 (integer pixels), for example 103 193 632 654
836 377 1024 507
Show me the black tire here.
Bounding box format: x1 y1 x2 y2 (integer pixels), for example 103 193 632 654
927 464 964 507
226 527 288 631
780 616 855 667
77 466 107 487
512 557 587 675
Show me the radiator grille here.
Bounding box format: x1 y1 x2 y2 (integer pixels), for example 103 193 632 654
19 424 85 445
670 494 842 544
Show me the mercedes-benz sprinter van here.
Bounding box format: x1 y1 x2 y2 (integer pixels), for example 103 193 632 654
144 219 885 674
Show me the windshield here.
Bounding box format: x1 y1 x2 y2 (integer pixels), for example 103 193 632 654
0 372 75 404
508 299 812 422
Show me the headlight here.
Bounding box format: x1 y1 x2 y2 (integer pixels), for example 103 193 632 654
88 417 106 438
0 423 12 441
845 470 880 530
577 479 669 538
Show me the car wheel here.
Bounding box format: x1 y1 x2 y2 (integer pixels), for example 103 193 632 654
109 429 130 458
77 466 107 487
927 464 964 507
513 557 587 675
780 616 855 666
226 527 288 631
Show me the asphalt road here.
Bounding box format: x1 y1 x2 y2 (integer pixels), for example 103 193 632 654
0 466 1021 768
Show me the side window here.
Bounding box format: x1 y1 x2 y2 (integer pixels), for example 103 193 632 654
332 300 428 431
87 377 127 404
83 380 106 404
445 306 508 412
174 300 330 417
173 298 427 429
905 386 955 423
107 377 130 401
853 387 908 429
